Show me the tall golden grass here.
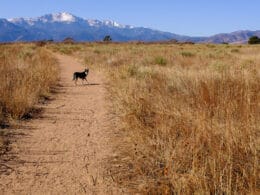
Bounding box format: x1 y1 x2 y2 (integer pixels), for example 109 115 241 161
52 43 260 193
0 43 59 125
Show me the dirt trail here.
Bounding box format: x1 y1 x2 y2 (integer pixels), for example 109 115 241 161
0 54 119 194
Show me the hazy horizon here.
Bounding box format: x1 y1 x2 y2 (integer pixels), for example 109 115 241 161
1 0 260 37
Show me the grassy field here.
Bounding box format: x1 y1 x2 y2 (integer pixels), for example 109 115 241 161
1 42 259 193
50 42 260 194
0 43 59 150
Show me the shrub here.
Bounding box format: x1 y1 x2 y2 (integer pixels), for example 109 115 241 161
181 51 195 57
154 56 167 66
103 35 112 42
248 36 260 44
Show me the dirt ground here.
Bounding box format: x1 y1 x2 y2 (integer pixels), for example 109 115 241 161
0 54 120 194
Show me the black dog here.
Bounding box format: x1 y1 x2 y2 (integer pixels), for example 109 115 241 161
73 69 89 85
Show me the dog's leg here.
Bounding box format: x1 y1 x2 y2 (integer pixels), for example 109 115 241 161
84 78 89 84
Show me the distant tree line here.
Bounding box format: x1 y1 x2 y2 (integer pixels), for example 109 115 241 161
248 36 260 44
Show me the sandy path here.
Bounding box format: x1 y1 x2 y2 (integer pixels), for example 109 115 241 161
0 54 118 194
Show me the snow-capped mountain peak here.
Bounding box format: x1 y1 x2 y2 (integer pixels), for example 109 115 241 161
101 20 133 28
37 12 78 23
86 19 129 28
86 19 102 27
8 13 135 29
103 20 123 27
8 17 35 26
8 12 77 25
3 12 190 42
51 12 76 22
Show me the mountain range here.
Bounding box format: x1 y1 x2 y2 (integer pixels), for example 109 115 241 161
0 12 259 43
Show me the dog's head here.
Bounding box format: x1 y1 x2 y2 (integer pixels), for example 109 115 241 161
85 68 89 73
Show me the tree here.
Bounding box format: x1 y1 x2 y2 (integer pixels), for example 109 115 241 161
103 35 112 42
248 36 260 44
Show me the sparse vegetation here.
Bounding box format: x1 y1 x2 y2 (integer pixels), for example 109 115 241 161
62 43 260 194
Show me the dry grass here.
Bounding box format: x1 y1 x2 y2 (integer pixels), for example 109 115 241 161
52 43 260 194
0 43 59 124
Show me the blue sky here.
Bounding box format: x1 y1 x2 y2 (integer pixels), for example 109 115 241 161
1 0 259 36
